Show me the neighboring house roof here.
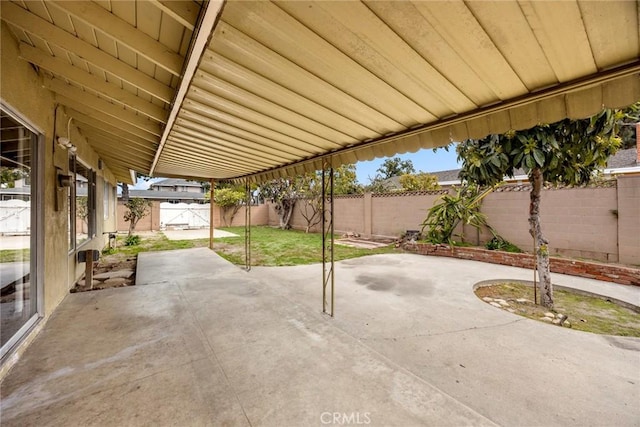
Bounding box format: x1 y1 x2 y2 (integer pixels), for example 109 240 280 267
150 178 203 189
383 148 639 190
606 147 638 169
0 187 30 195
125 190 206 201
432 169 462 183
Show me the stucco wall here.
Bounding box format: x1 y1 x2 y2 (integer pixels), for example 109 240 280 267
1 21 119 370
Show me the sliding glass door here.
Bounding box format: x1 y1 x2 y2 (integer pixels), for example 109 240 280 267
1 106 41 359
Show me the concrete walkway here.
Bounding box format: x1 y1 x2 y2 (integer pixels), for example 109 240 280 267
1 250 638 426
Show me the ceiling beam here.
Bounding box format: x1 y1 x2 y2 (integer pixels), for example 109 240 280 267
19 43 168 123
0 1 174 102
151 0 200 31
91 147 152 170
65 107 159 144
50 1 184 76
45 79 163 136
86 141 154 168
151 0 225 174
171 126 288 163
73 117 158 154
158 150 249 174
88 140 152 166
92 150 150 172
77 124 157 157
166 135 275 169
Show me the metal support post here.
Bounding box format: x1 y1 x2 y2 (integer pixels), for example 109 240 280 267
322 161 334 317
245 179 251 271
209 179 215 250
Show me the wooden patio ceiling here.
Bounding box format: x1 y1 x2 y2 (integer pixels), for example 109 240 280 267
2 1 639 183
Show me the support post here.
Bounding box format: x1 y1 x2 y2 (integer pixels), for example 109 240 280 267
245 179 251 271
322 160 335 317
209 179 215 250
85 257 93 290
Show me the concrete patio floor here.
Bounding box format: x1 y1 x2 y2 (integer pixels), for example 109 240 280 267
1 249 639 426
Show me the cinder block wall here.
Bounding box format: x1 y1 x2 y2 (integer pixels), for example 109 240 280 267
334 196 366 235
117 201 160 232
371 192 442 237
117 202 270 230
274 180 639 265
479 186 619 262
225 204 269 227
617 175 640 265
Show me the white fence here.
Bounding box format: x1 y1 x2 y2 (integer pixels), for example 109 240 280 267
159 202 210 229
0 200 30 235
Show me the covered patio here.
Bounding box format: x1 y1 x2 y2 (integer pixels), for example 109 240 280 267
1 1 640 422
2 249 638 426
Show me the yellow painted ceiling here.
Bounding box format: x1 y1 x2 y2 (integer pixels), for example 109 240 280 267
2 1 639 183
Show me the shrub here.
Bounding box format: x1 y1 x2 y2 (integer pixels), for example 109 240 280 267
485 236 522 253
124 234 141 246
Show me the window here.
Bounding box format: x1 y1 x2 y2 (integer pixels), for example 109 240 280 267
0 105 42 358
104 180 110 220
69 156 95 250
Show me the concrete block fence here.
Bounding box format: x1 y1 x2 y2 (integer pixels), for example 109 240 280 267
117 175 639 267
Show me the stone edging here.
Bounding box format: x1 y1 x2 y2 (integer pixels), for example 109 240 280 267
403 243 640 287
473 279 640 312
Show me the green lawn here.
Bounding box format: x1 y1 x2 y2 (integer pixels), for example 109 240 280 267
215 226 398 266
103 227 397 267
0 249 30 263
105 233 207 259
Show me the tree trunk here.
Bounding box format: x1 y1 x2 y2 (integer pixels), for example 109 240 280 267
528 168 553 308
128 218 135 237
282 199 294 229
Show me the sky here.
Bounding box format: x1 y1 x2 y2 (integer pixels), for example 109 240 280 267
354 147 460 184
131 147 461 189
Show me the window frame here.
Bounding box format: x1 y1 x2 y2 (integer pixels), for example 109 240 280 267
68 155 96 251
0 101 44 360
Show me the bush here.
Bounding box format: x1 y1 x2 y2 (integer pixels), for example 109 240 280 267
102 247 116 255
485 236 522 253
124 234 141 246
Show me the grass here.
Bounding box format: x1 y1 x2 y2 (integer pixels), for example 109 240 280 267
102 227 397 267
476 282 640 337
105 232 208 260
0 249 30 263
214 226 398 266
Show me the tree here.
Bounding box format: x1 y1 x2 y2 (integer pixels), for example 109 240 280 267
364 174 391 193
298 173 323 233
0 167 25 187
376 157 415 179
259 178 302 229
399 173 440 191
421 184 495 245
295 164 362 233
333 164 363 195
211 187 245 226
618 101 639 149
76 196 89 232
457 109 623 308
259 164 361 231
123 197 152 236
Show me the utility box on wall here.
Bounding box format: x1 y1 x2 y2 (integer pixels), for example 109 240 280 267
77 249 100 263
